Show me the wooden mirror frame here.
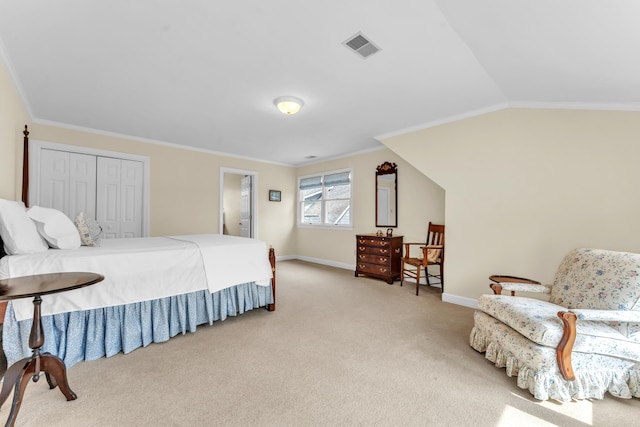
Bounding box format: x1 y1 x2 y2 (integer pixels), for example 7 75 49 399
375 162 398 228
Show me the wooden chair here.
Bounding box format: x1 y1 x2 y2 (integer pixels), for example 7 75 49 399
400 222 445 295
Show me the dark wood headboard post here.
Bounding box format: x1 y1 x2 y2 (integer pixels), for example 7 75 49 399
1 125 30 326
21 125 29 207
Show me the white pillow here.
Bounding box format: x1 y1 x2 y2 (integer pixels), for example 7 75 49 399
0 199 49 255
27 206 81 250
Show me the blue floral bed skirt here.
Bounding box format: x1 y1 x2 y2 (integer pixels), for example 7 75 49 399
2 282 273 369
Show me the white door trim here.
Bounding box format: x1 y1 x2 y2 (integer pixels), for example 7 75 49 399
220 167 258 238
29 139 150 237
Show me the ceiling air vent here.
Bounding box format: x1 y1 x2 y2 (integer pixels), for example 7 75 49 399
343 32 381 59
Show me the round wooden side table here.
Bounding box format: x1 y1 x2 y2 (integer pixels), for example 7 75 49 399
0 272 104 426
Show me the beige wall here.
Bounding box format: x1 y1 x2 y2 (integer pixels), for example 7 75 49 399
383 108 640 305
295 148 445 267
27 123 297 255
0 60 29 199
0 61 296 256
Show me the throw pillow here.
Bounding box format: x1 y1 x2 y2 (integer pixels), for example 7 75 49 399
74 212 102 247
425 245 443 263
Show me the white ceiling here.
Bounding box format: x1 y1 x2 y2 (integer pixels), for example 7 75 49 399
1 1 639 166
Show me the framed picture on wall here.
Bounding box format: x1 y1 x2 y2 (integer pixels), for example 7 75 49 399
269 190 281 202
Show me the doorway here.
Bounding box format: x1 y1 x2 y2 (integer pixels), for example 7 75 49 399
220 167 257 238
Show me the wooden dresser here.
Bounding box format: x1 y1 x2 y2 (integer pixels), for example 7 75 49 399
355 234 403 284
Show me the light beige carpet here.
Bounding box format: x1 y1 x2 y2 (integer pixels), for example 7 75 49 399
2 260 638 426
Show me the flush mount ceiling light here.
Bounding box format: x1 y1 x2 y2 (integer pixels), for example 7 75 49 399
274 96 304 115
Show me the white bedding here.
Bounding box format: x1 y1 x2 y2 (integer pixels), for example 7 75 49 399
0 234 273 321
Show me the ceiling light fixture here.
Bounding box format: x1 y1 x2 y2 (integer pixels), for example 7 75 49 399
274 96 304 115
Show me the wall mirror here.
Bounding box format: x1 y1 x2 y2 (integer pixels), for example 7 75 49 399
375 162 398 227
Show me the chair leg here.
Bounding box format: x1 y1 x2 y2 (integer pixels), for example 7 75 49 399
415 266 421 296
440 263 444 293
425 265 430 287
400 260 405 287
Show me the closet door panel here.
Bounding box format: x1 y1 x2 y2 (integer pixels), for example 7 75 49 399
120 160 143 238
97 157 122 239
69 153 97 221
39 149 70 213
97 157 143 239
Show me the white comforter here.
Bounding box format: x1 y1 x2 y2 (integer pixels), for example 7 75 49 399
0 234 272 321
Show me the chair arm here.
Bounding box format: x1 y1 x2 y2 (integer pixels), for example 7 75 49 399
556 311 577 380
499 283 551 293
554 309 640 381
489 283 551 296
568 309 640 322
403 242 425 258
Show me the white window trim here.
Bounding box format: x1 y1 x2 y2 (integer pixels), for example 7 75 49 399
297 168 353 230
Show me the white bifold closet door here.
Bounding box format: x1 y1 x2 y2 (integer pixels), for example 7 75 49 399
39 149 97 220
38 149 143 239
96 157 143 239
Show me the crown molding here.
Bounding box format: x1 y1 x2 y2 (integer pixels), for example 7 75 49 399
374 102 509 141
31 118 294 167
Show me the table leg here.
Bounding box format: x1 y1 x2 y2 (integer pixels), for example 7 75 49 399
39 354 76 399
0 357 32 408
0 295 77 426
0 354 76 425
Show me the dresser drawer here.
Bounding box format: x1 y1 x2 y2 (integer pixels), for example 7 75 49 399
357 245 391 256
356 262 392 277
356 253 390 266
357 237 392 248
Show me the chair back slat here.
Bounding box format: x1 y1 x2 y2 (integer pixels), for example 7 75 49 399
426 223 445 247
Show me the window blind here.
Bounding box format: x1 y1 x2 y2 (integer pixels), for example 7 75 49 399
323 172 351 186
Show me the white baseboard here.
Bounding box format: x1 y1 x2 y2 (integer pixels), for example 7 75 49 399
275 254 297 262
442 293 478 309
294 255 355 271
282 255 479 310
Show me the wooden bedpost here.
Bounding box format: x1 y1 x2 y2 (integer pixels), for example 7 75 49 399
22 125 29 207
0 125 28 328
268 247 276 311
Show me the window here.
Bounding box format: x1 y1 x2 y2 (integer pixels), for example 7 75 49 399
298 169 352 227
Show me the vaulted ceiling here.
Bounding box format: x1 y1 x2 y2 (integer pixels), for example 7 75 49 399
1 1 639 166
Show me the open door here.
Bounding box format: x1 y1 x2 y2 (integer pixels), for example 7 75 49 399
239 175 252 237
220 168 257 238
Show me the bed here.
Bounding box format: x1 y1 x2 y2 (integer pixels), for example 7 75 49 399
0 126 276 370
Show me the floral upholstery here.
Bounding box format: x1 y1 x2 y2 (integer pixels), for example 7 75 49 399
550 248 640 310
477 295 640 361
471 311 640 401
471 248 640 401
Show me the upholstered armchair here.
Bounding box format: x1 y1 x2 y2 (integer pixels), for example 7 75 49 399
470 248 640 401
